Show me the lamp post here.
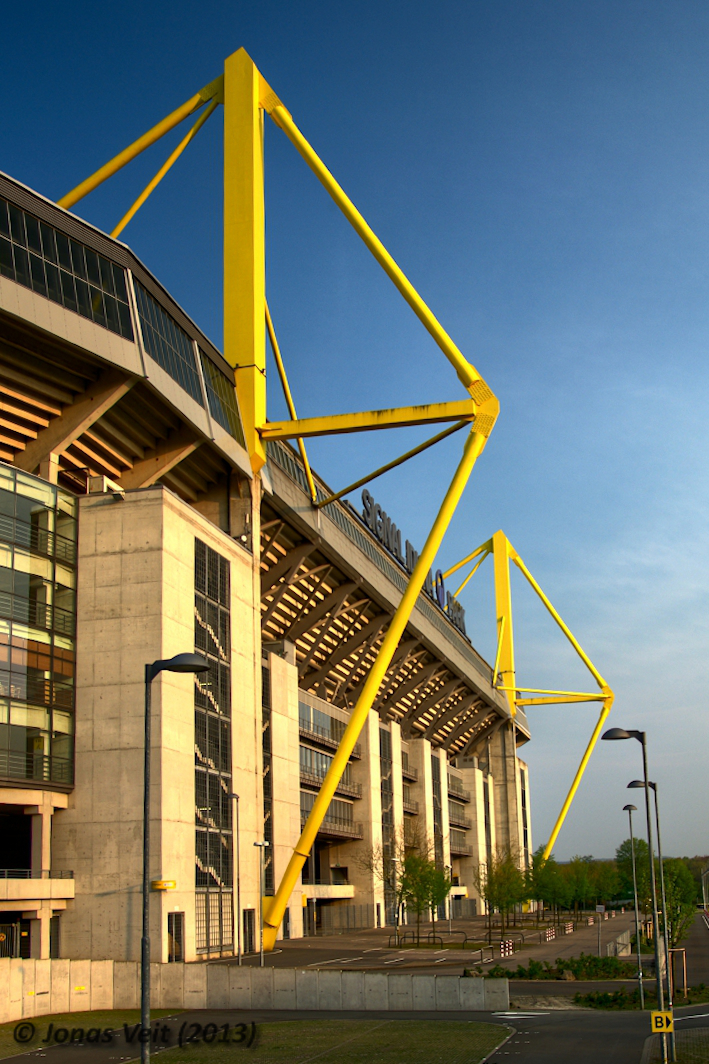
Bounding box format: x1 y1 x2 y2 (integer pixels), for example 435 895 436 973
446 864 453 935
630 779 674 1059
226 793 242 965
623 803 644 1009
142 654 208 1064
602 728 667 1064
254 841 269 967
391 857 399 945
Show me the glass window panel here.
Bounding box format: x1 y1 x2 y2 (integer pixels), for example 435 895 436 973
112 262 128 302
29 254 47 297
55 232 72 272
90 287 106 326
0 235 13 278
104 294 119 333
39 222 56 263
13 244 30 288
84 248 100 287
8 204 25 245
24 215 41 255
70 240 87 280
51 709 73 734
0 199 9 238
45 261 61 303
117 300 133 339
98 256 114 295
60 270 77 313
10 703 49 729
75 277 91 318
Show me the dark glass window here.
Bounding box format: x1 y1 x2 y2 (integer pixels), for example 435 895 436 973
194 538 233 953
134 282 203 406
199 351 245 446
0 198 133 341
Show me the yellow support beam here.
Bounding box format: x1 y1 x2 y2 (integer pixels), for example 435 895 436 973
265 300 317 503
111 99 219 239
224 49 267 473
263 426 491 950
260 399 479 440
264 101 489 402
452 549 490 599
315 420 466 509
491 530 516 716
58 76 223 210
444 530 614 861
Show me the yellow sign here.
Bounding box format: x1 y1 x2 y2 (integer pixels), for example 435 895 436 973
151 880 176 891
651 1011 674 1033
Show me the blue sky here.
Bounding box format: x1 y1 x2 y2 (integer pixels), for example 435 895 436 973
4 0 708 859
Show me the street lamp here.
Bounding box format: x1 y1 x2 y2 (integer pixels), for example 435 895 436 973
253 841 269 967
142 654 208 1064
623 803 644 1009
226 793 241 965
391 857 400 945
602 728 668 1064
629 778 674 1054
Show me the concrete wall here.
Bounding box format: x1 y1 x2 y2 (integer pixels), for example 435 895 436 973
0 958 508 1023
53 485 260 964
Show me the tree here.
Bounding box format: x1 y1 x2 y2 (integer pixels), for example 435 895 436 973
428 864 452 939
565 855 595 914
472 848 525 933
526 846 569 923
616 837 651 916
399 852 434 944
662 858 696 947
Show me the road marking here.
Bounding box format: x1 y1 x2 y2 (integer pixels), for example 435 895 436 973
675 1013 709 1021
434 948 449 954
339 957 363 964
363 948 382 952
493 1012 549 1017
306 957 351 967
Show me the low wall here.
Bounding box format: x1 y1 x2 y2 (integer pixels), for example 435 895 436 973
0 959 508 1024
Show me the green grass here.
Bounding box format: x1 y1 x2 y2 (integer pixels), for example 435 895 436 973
138 1020 509 1064
0 1010 176 1059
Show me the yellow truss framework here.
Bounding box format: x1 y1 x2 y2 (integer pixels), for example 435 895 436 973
56 47 609 944
58 47 501 949
443 530 614 861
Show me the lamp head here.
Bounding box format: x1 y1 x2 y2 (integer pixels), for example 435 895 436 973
602 727 644 742
623 803 637 812
146 653 209 682
627 780 647 790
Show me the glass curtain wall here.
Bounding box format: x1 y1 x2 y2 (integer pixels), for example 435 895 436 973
194 539 233 954
0 466 76 787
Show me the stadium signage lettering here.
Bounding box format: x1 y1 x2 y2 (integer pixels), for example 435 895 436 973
361 489 467 636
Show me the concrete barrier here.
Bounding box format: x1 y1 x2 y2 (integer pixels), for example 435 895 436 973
0 958 508 1024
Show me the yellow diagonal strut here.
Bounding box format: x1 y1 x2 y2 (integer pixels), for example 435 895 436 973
443 532 614 860
262 426 492 950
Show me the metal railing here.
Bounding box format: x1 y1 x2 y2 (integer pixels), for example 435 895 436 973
401 762 419 782
449 841 474 856
0 512 76 565
448 782 471 802
299 768 362 798
0 591 75 637
301 813 363 839
0 869 73 879
402 797 419 814
0 751 73 786
448 808 472 828
298 720 362 759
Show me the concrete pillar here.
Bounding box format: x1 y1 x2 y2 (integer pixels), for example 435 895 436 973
439 750 451 871
488 722 523 857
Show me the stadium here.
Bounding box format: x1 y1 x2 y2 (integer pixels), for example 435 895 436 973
0 51 537 964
